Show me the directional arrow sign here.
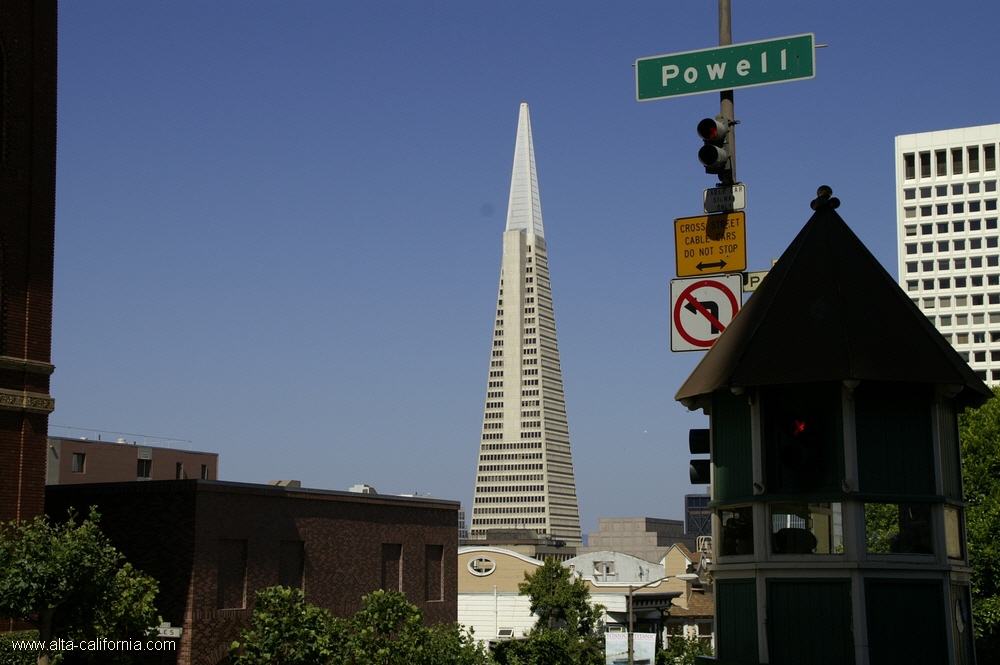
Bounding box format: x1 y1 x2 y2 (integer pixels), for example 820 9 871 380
671 275 743 352
636 34 815 101
675 211 746 277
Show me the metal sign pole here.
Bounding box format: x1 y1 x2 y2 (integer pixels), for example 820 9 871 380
719 0 736 184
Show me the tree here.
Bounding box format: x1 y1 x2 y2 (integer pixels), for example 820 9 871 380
230 586 347 665
345 589 429 665
863 502 895 553
657 630 713 665
493 628 578 665
517 557 602 636
958 386 1000 662
495 557 604 665
421 620 493 665
0 508 159 665
231 587 489 665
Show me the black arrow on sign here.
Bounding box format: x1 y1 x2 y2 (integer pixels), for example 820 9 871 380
696 259 728 271
685 299 722 334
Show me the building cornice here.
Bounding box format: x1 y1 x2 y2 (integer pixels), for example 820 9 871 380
0 356 55 375
0 388 55 414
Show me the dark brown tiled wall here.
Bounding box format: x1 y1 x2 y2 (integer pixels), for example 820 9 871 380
47 481 458 665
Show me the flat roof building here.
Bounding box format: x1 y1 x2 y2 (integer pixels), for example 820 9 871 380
46 435 218 485
579 517 695 563
895 124 1000 384
47 480 459 665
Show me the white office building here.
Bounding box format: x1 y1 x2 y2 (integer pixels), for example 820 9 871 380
470 103 583 546
895 124 1000 385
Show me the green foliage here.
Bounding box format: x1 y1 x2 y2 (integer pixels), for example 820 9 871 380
495 629 576 665
345 589 429 665
657 632 713 665
517 557 603 636
421 620 492 665
496 558 604 665
229 587 347 665
0 631 51 665
231 587 489 665
0 509 159 665
959 386 1000 662
863 502 898 554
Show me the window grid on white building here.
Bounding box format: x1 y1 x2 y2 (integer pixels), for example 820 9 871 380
896 125 1000 384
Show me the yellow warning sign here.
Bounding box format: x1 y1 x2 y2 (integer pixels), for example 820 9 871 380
674 211 746 277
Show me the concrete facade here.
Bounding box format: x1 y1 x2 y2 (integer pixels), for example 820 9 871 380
0 0 58 525
457 545 712 647
458 546 542 642
896 124 1000 384
471 103 582 545
46 436 219 485
47 481 459 665
579 517 696 562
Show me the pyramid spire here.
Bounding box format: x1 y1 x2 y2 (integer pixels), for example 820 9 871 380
505 103 545 237
470 104 581 547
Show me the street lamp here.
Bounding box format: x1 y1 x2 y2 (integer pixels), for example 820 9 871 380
628 575 669 665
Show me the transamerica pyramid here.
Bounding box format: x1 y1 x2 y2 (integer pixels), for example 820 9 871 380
470 103 582 546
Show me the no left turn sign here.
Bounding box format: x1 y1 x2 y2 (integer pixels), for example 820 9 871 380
670 274 743 352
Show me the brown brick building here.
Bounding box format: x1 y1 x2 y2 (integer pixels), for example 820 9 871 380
46 480 459 665
0 0 58 524
46 436 219 485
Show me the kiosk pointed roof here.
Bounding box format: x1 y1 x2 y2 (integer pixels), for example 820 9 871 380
676 202 993 408
505 103 544 237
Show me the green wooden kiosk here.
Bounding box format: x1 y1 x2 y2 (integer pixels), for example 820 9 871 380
678 194 991 665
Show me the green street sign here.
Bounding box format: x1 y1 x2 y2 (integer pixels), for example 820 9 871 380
636 34 815 101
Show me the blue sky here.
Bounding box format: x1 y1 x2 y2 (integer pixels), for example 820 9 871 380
53 1 1000 539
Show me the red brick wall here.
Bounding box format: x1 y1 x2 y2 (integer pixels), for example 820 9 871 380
0 0 57 525
46 481 459 665
0 412 49 524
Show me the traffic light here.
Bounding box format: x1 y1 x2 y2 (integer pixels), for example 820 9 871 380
696 116 733 184
689 428 711 484
775 413 821 481
761 383 840 493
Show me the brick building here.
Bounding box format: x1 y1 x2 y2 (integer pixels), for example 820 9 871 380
46 436 219 485
0 0 58 524
46 480 459 665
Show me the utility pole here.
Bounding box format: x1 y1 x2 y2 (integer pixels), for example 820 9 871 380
628 576 670 665
719 0 736 183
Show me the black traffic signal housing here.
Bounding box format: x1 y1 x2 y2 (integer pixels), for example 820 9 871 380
697 116 734 185
689 428 711 484
761 384 842 493
774 413 823 486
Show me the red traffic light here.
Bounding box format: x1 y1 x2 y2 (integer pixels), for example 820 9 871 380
784 418 807 437
697 116 732 178
697 117 728 142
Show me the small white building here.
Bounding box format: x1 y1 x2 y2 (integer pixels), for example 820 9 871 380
458 546 542 643
457 545 712 648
